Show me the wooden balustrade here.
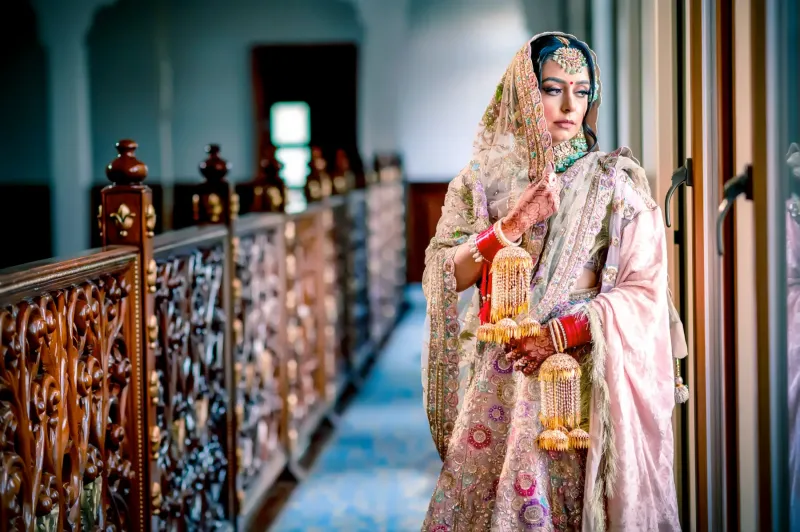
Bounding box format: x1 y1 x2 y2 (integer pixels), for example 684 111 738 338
367 157 407 347
0 139 406 531
231 212 287 527
0 248 146 531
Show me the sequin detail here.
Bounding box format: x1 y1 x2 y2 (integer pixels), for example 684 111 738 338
468 423 493 449
494 354 513 374
488 405 507 423
519 499 549 529
514 472 537 497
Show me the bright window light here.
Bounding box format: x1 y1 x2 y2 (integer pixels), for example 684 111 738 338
275 146 311 188
270 102 310 145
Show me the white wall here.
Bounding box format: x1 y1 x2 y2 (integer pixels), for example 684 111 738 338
168 0 361 181
86 0 362 183
88 1 161 182
399 0 529 182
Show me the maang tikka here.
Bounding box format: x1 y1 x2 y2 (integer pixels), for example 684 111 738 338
552 37 588 75
552 46 587 75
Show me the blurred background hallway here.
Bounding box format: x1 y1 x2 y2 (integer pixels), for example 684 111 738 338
267 286 439 531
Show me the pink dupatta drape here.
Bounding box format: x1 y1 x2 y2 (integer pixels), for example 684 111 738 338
583 206 681 530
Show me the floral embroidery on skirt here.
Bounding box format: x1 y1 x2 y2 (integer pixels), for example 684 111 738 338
422 346 587 531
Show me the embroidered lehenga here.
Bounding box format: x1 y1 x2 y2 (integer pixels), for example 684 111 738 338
421 33 683 531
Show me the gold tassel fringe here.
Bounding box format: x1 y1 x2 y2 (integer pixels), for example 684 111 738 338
490 246 533 323
538 429 570 451
514 316 541 339
537 353 588 451
568 428 590 449
476 318 520 344
476 322 495 343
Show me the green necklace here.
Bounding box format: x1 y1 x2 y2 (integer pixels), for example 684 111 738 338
553 133 588 173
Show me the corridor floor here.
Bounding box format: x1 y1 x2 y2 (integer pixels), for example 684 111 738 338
269 286 441 531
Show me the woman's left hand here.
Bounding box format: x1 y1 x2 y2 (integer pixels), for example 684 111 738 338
506 333 555 376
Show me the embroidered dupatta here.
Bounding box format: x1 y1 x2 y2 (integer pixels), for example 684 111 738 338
422 33 682 531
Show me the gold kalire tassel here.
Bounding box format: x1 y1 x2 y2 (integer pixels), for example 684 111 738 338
490 246 534 322
537 353 590 451
477 244 535 343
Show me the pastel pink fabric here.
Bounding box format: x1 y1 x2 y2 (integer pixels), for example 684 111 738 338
786 207 800 516
584 208 682 531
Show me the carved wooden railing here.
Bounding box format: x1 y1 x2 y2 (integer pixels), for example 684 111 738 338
0 139 406 531
230 212 287 526
321 196 348 399
149 226 233 529
366 161 407 347
344 189 372 374
282 207 328 461
0 248 146 531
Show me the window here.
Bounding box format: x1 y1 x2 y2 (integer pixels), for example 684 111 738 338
270 101 310 211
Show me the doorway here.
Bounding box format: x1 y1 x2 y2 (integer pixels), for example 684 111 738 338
251 43 360 209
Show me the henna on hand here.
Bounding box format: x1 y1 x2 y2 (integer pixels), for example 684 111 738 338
507 333 556 375
501 173 560 241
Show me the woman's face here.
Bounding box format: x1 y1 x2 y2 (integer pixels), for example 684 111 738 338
539 58 592 144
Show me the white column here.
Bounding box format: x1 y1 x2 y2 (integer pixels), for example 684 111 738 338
565 0 590 40
589 0 618 151
615 0 642 159
522 0 567 38
352 0 409 164
32 0 116 256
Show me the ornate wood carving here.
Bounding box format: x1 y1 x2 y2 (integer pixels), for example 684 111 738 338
344 190 372 368
192 145 238 227
232 227 285 501
0 269 136 531
235 141 287 215
367 176 407 346
331 149 356 195
304 148 332 204
101 139 154 530
150 243 230 530
283 215 324 452
319 205 345 400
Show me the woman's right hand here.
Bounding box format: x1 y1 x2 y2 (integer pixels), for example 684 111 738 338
506 334 555 376
500 172 560 242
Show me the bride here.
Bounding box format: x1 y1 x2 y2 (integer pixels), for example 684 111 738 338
420 32 684 531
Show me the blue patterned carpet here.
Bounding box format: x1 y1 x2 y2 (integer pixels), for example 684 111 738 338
269 287 441 531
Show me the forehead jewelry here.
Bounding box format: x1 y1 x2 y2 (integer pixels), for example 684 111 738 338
552 46 587 75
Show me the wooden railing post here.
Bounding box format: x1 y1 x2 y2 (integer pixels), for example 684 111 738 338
99 139 157 530
236 142 287 214
191 144 240 520
332 148 356 195
304 146 333 203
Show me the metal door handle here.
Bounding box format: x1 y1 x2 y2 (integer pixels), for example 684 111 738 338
665 158 693 228
716 164 753 256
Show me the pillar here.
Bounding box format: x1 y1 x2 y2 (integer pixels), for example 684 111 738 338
32 0 117 256
589 0 618 151
352 0 409 164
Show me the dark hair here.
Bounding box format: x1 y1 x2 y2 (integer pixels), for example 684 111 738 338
530 35 599 152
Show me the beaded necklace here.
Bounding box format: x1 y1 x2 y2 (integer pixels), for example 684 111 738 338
553 131 588 173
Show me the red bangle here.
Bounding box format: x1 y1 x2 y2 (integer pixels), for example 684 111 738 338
475 225 504 262
556 314 592 349
479 264 492 324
